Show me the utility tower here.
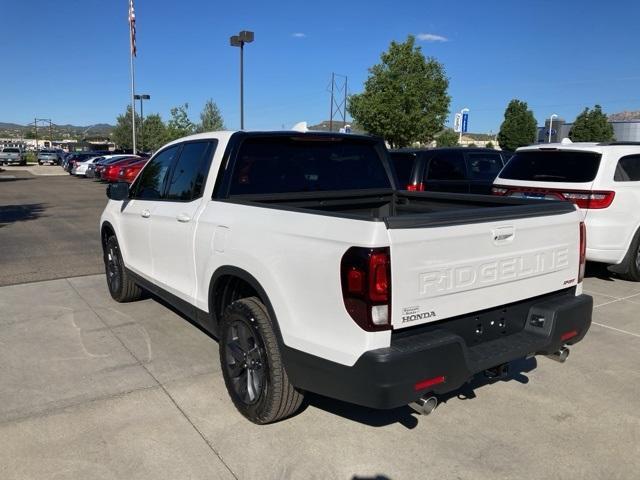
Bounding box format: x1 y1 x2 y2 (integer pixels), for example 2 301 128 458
328 73 348 132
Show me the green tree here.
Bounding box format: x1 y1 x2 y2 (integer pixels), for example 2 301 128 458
166 103 196 142
467 143 477 148
569 105 614 142
497 99 537 151
485 141 495 149
436 129 459 147
197 99 224 132
348 35 450 148
112 105 141 151
142 114 167 152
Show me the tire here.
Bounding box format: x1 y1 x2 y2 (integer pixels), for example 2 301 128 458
616 229 640 281
219 297 304 424
103 236 143 302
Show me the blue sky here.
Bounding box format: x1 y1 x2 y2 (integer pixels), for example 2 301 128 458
2 0 639 133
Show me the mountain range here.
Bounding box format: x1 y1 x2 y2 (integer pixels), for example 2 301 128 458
0 122 114 140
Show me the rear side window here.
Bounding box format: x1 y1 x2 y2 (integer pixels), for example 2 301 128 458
166 141 216 201
614 155 640 182
500 151 601 182
389 152 416 186
467 153 504 180
229 137 391 195
425 152 466 180
132 145 179 199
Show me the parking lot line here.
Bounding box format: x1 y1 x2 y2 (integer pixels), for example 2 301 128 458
591 322 640 339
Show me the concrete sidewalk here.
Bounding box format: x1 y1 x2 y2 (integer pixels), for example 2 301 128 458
1 274 639 480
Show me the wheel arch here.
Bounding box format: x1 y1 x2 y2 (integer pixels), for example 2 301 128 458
100 221 116 249
208 266 285 347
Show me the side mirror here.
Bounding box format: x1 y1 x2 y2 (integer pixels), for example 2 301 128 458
106 182 129 201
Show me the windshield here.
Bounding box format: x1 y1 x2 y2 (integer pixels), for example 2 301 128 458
229 136 392 195
499 150 602 183
3 148 20 153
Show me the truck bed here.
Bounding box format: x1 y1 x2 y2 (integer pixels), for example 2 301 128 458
227 189 577 228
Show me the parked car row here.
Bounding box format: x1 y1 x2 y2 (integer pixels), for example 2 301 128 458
69 153 150 184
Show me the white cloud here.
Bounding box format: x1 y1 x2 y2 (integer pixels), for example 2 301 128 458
291 32 306 38
416 33 448 42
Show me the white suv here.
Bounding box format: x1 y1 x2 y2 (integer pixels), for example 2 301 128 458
493 141 640 280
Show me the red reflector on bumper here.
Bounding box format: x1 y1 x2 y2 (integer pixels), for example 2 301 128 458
414 375 446 391
560 330 578 341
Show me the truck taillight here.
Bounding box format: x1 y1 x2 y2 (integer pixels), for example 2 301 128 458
407 182 425 192
579 222 586 283
341 247 391 331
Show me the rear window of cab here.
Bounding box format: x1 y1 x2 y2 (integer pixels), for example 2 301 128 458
500 151 602 183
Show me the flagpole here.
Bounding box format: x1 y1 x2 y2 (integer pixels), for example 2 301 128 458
129 0 137 154
130 51 136 154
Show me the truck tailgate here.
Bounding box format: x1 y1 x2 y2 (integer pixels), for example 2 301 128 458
388 210 581 329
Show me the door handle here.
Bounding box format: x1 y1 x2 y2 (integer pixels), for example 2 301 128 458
176 213 191 223
141 209 151 218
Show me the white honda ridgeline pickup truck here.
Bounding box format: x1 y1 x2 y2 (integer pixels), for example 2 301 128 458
100 131 592 424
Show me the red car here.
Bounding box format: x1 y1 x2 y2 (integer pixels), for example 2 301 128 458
117 158 149 184
102 157 144 182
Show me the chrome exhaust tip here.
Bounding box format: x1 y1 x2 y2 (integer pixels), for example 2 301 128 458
409 396 438 415
546 346 570 363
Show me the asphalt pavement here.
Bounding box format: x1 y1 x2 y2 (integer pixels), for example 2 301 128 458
0 166 107 286
0 273 639 480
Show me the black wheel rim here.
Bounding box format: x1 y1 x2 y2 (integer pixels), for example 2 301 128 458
224 320 266 405
106 244 121 294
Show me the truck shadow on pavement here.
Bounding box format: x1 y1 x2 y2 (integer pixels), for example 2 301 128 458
584 261 617 281
305 357 537 429
0 203 47 228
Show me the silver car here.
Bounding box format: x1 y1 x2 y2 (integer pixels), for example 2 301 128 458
0 147 25 166
37 149 60 165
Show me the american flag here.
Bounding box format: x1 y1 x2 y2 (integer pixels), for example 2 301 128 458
129 0 136 57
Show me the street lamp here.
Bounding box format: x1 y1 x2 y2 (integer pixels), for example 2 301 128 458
230 30 254 130
134 94 151 152
548 113 558 143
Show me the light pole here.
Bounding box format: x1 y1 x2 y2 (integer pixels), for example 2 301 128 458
230 30 254 130
548 113 558 143
134 94 150 152
459 108 469 144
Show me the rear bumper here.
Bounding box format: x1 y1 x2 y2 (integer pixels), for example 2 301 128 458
283 293 592 409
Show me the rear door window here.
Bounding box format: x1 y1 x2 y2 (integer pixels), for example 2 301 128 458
425 152 467 180
467 153 504 180
389 152 416 186
166 141 216 201
500 151 601 182
614 155 640 181
131 145 180 200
